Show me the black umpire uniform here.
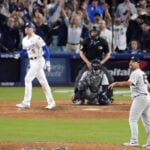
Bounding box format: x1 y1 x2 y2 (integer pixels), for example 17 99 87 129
74 27 114 99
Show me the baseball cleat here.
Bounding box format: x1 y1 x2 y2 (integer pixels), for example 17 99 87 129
16 103 30 109
142 143 150 148
45 102 56 109
122 142 139 147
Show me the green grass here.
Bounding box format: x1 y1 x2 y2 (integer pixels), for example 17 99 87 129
0 118 146 145
0 86 146 145
0 86 73 101
0 87 130 101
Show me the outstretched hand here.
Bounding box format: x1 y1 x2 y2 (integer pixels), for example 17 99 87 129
108 82 116 89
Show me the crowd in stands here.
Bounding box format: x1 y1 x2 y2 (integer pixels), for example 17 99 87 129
0 0 150 54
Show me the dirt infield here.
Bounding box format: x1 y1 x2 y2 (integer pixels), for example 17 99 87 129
0 100 143 150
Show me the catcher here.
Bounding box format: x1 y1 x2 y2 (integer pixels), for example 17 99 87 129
72 59 112 105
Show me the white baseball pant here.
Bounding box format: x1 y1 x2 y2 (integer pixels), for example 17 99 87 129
129 95 150 144
22 57 54 105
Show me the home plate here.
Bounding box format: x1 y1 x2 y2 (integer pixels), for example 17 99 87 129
82 108 101 111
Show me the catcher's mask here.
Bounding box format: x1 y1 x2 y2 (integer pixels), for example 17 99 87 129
91 59 102 74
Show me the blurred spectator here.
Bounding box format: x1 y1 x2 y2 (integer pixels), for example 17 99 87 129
16 0 31 22
135 2 147 15
126 2 147 44
17 7 30 22
34 12 50 42
137 22 150 52
93 12 102 27
46 0 68 53
142 1 150 25
0 6 7 24
62 7 83 53
99 20 113 52
47 0 62 27
139 0 147 9
102 2 111 26
0 16 20 52
32 0 46 15
10 10 24 28
76 8 90 42
88 11 103 34
46 15 68 53
9 0 18 13
0 0 10 17
125 39 143 54
87 0 104 23
116 0 137 21
0 0 149 55
110 14 129 53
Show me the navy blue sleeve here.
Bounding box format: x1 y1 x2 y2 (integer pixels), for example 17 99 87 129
42 45 50 61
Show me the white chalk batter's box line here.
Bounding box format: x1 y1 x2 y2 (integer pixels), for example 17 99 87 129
53 89 131 95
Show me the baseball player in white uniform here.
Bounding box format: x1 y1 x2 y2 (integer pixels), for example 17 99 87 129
109 56 150 148
15 22 55 109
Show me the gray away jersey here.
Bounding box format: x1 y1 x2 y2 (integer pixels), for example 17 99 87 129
128 68 149 99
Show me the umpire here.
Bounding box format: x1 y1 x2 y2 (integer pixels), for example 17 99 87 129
74 26 114 100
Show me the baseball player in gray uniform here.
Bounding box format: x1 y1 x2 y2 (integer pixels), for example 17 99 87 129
109 56 150 148
15 22 55 109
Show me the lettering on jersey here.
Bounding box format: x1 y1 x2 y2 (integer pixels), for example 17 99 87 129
90 40 99 46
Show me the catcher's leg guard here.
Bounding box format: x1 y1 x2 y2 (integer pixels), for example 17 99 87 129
72 90 85 105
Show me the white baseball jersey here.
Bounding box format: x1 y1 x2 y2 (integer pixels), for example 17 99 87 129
100 29 112 52
22 33 45 58
112 23 127 50
128 68 149 99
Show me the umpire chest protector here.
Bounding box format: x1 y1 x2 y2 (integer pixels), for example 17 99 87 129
81 37 109 60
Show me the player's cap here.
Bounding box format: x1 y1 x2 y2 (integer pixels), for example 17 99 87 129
25 22 35 29
130 56 141 63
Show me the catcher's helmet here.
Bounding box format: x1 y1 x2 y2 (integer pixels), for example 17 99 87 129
91 59 102 71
